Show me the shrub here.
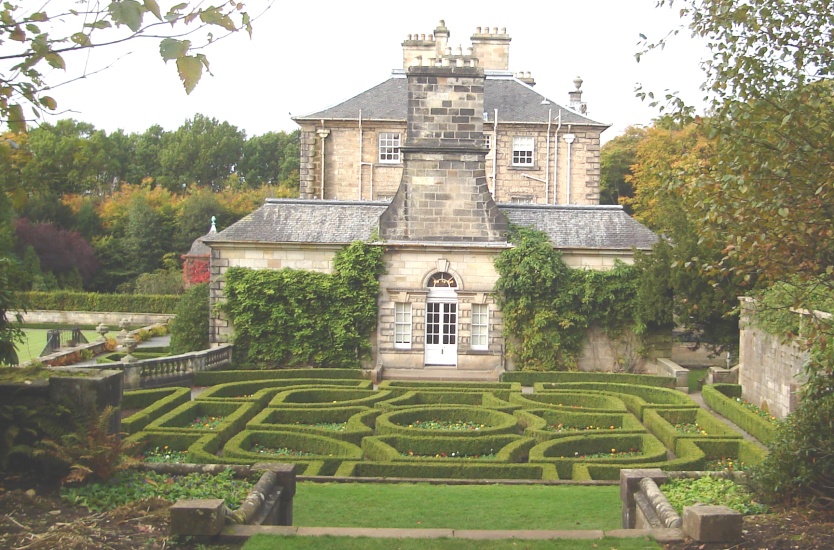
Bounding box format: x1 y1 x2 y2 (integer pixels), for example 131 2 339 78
501 371 676 388
701 385 777 445
14 291 179 313
193 368 366 385
121 387 191 434
169 283 209 354
751 392 834 506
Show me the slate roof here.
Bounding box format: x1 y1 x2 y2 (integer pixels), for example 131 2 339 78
293 75 607 127
204 200 657 251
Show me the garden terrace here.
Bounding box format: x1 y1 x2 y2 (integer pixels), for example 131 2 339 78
122 371 766 481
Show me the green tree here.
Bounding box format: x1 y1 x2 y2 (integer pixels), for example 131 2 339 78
125 125 167 186
158 114 245 191
239 130 301 188
0 258 23 365
169 283 209 354
174 189 230 253
121 196 168 277
599 125 646 209
0 1 255 132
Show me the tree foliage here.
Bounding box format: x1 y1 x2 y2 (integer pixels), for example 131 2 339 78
494 226 651 371
599 125 646 209
222 241 385 369
169 283 209 354
0 1 256 131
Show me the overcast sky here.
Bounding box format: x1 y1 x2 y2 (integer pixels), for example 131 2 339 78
39 0 708 142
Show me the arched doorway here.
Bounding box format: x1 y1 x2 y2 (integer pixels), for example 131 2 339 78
425 272 458 366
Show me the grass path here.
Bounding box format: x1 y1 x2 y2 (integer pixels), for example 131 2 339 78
293 482 621 530
243 535 662 550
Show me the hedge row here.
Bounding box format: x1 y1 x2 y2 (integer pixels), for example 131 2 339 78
502 371 676 388
334 461 559 480
643 408 742 453
269 388 394 409
378 381 523 400
701 384 777 445
515 409 646 443
193 368 366 386
144 400 259 443
374 406 520 437
246 407 379 445
529 433 669 479
362 434 535 463
510 391 628 413
376 390 519 413
16 291 179 314
121 387 191 434
535 383 699 419
195 379 372 402
224 429 363 475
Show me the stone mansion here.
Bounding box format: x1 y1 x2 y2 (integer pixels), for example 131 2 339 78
204 21 658 380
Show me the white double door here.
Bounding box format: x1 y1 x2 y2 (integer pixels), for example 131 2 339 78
424 299 458 366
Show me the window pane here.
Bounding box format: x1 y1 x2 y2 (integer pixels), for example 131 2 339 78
394 302 412 346
512 136 535 166
379 132 401 163
471 304 489 349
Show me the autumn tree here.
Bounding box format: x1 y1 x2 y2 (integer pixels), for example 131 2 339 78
648 0 834 504
0 1 256 132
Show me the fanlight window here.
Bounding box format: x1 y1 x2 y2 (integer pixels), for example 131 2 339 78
428 272 457 288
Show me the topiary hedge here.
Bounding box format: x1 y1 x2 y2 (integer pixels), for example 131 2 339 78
701 384 777 444
376 390 519 413
374 406 520 437
246 406 377 445
121 387 192 434
643 408 743 452
193 368 366 386
378 380 523 400
535 382 699 419
334 461 559 480
510 391 628 413
502 371 676 388
361 434 535 463
15 291 179 313
529 433 669 479
223 429 363 474
195 379 372 403
515 409 646 443
144 401 259 442
269 388 394 409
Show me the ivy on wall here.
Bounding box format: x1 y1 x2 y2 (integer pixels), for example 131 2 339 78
494 225 649 371
222 241 385 369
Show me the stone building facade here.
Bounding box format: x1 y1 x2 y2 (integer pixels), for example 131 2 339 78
204 21 658 380
293 21 607 206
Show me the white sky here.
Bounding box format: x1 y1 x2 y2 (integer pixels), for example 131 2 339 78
37 0 708 142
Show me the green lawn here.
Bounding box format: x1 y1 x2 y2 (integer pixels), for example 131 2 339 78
243 535 661 550
17 328 100 364
293 482 621 530
688 368 709 393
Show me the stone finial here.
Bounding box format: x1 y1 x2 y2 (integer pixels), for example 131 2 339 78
210 215 217 233
573 76 584 90
96 323 109 342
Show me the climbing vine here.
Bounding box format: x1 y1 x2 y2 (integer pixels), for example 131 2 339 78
494 226 646 371
223 241 385 369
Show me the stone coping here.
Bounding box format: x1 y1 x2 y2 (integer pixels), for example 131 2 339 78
220 524 683 543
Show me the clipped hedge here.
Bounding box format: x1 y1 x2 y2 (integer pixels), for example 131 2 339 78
16 291 179 313
509 391 628 413
195 379 372 402
687 438 767 469
362 434 535 463
374 406 520 437
124 431 205 457
193 368 365 386
334 460 559 480
515 409 646 443
378 381 523 400
535 382 699 419
529 433 669 479
376 390 519 413
121 387 192 434
144 401 259 443
246 406 377 445
701 384 777 445
269 388 394 409
643 408 742 452
224 429 362 474
502 371 675 388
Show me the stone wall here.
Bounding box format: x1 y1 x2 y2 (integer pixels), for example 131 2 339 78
22 310 174 326
738 297 808 418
